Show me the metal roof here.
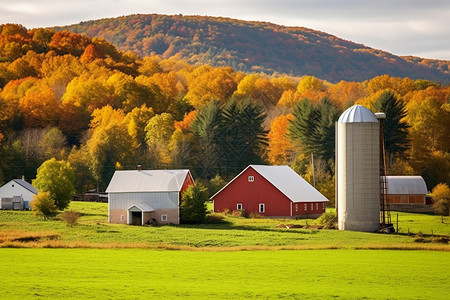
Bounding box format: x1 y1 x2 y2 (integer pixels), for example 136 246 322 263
212 165 328 203
11 179 38 194
386 176 428 195
127 203 155 212
338 105 378 123
106 169 191 193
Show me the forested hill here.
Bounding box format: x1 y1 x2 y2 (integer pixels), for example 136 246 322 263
54 14 449 83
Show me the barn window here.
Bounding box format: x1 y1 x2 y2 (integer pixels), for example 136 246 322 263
304 204 307 211
316 203 318 210
120 215 124 221
295 204 298 212
259 203 265 213
322 203 325 211
248 176 254 182
237 203 243 210
161 214 168 221
310 203 313 210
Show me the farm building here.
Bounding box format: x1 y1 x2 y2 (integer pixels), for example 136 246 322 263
106 168 194 225
0 179 37 210
386 176 432 212
212 165 328 218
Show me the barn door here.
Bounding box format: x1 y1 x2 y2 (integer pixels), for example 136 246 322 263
131 211 142 225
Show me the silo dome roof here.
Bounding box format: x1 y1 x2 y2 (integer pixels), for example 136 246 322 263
338 105 378 123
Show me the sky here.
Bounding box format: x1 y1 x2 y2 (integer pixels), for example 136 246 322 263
1 0 449 60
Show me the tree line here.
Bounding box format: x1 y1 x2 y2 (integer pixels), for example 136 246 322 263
0 23 449 204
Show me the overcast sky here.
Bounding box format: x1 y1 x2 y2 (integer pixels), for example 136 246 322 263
1 0 449 60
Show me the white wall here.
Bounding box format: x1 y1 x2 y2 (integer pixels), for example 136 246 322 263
0 180 36 204
109 192 179 210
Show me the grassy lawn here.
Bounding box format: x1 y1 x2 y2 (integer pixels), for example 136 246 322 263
0 202 449 250
1 202 449 299
0 248 448 299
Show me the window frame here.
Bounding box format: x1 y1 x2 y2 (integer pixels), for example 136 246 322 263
248 176 255 182
161 214 168 222
259 203 265 213
237 203 243 210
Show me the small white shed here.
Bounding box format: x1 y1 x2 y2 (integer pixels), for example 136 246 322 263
0 179 38 210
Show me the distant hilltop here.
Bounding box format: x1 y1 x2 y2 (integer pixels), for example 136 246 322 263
53 14 449 83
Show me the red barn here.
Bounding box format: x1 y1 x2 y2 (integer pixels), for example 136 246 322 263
212 165 328 218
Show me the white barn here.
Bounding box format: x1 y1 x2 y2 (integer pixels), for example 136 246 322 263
0 179 38 210
106 169 194 225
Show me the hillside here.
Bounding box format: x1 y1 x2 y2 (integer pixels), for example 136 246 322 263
54 14 450 83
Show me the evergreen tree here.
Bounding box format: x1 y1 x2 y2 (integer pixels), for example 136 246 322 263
372 90 410 169
180 183 208 224
288 97 341 163
219 98 268 176
192 100 223 178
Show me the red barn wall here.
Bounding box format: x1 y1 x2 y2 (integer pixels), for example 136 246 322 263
213 167 326 217
181 173 194 194
387 195 425 204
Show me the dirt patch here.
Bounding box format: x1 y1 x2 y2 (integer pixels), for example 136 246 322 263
0 230 59 246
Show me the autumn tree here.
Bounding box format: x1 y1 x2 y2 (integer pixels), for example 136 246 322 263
87 106 135 189
367 75 415 96
185 66 237 108
371 90 410 169
267 114 295 165
138 56 162 76
48 31 90 57
19 83 61 127
327 80 365 109
431 183 450 222
406 96 450 187
145 113 175 167
107 72 151 112
296 76 327 102
62 73 112 113
39 127 67 160
124 105 155 152
33 158 75 210
68 145 96 193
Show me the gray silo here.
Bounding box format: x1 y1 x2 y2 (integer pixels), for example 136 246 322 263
337 105 380 232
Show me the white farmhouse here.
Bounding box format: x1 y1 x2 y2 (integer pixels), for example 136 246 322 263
106 168 194 225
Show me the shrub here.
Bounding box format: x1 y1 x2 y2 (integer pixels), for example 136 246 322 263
60 210 81 227
231 209 248 218
317 210 337 229
249 212 262 219
31 192 58 220
205 213 228 224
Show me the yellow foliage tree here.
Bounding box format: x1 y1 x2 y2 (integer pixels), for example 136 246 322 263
431 183 450 221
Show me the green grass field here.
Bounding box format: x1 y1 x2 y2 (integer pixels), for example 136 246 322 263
1 248 448 299
1 202 449 299
0 201 448 250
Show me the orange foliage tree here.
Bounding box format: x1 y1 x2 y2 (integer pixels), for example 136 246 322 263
267 114 295 165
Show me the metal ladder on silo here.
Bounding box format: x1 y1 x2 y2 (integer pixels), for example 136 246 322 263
379 117 392 232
